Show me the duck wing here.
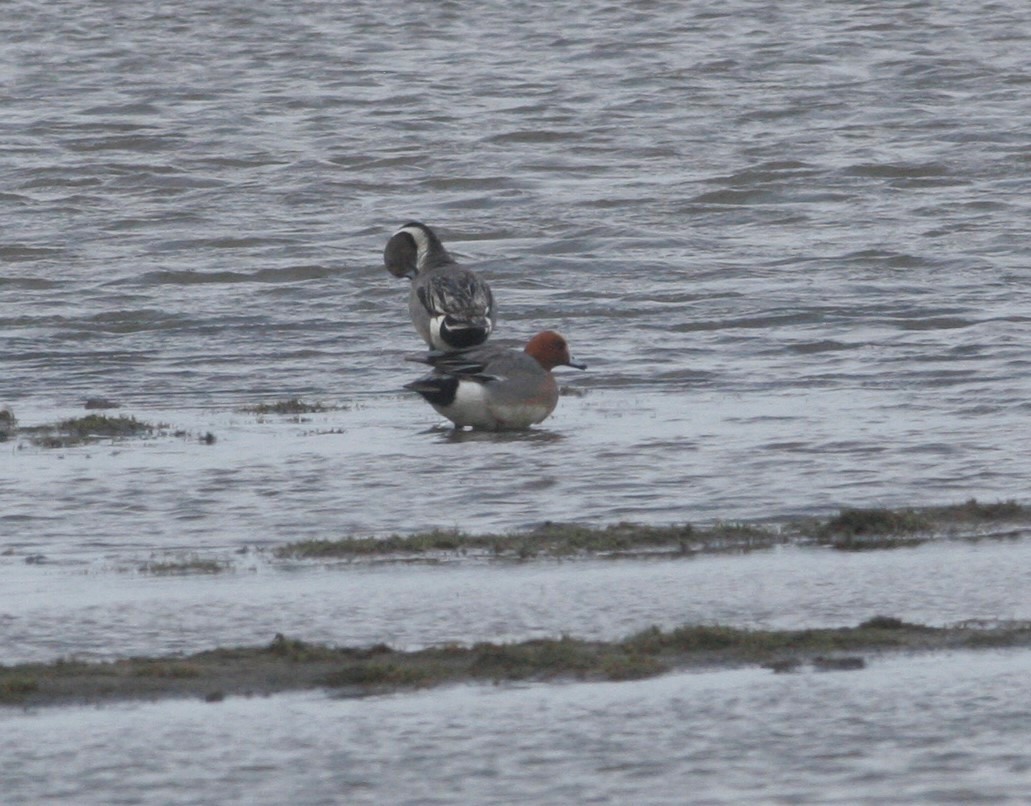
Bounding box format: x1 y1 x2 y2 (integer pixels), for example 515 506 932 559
416 270 494 322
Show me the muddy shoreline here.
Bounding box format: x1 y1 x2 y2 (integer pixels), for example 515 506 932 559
269 499 1029 564
4 619 1030 708
4 500 1028 708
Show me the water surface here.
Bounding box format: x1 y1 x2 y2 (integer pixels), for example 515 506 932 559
2 0 1030 801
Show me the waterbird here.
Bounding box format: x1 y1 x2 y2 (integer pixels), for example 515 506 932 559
384 221 496 350
404 331 586 430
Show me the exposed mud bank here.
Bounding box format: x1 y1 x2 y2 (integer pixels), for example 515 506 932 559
4 618 1030 708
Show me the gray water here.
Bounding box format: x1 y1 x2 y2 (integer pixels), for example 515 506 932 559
2 0 1030 802
4 651 1031 805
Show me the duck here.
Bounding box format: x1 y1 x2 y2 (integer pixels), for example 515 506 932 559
404 331 586 430
383 221 497 350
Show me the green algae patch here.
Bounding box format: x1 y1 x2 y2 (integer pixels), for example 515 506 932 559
277 529 475 560
924 498 1026 523
625 619 941 660
463 637 669 684
505 521 778 558
55 414 154 438
811 499 1030 550
4 619 1031 707
9 413 219 448
821 507 933 538
469 636 602 680
21 414 158 448
273 500 1027 566
276 521 786 563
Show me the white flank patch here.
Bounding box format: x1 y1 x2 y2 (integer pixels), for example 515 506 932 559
428 315 446 350
444 380 494 428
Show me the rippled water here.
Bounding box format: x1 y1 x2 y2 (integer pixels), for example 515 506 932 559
4 651 1031 805
2 0 1030 802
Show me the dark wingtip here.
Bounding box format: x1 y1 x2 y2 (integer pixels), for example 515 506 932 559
404 375 459 406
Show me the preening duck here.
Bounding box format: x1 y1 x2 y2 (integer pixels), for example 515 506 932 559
384 221 496 351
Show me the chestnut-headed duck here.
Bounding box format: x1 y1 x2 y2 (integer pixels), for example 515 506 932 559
384 221 496 351
404 331 586 430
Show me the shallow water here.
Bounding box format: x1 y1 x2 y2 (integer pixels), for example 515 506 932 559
2 0 1031 801
3 539 1030 666
3 0 1031 549
3 651 1030 805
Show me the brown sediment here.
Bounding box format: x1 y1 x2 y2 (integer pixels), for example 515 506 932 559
3 620 1030 708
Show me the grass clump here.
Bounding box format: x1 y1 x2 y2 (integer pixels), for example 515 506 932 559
815 506 933 549
265 633 350 663
466 637 673 684
470 637 599 681
822 507 932 537
813 499 1029 550
624 619 940 661
59 414 153 438
509 522 696 557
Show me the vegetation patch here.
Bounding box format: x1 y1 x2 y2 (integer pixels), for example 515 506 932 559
276 529 474 560
811 499 1029 550
924 498 1026 523
131 662 203 679
276 521 786 563
818 507 932 540
240 399 331 416
0 675 39 703
4 618 1030 707
19 414 159 448
469 636 601 680
273 500 1026 565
